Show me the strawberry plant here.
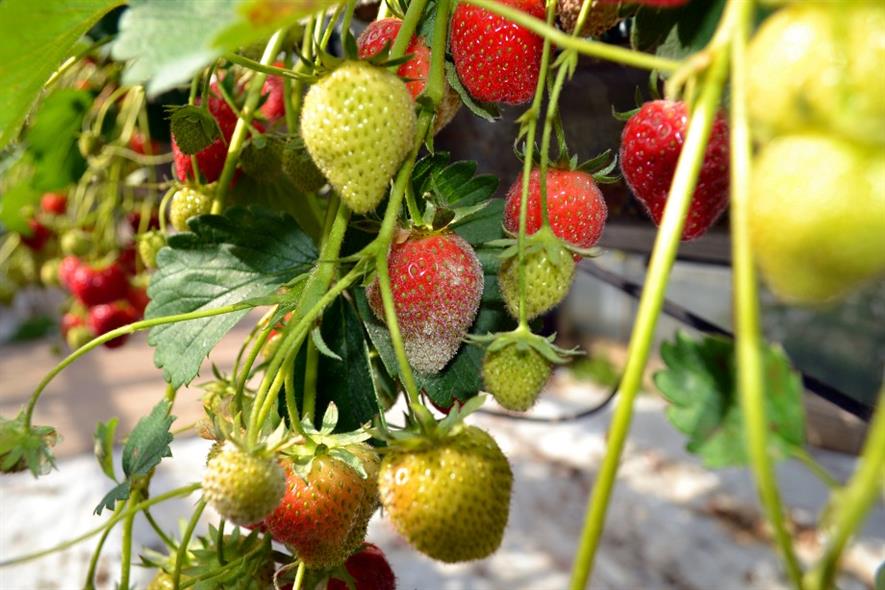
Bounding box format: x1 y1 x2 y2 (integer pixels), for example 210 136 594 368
0 0 883 589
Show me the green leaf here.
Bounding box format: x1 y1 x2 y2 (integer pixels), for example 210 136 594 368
123 400 174 479
94 481 130 515
213 0 341 52
230 173 323 243
285 298 379 432
147 207 317 388
654 332 805 468
453 199 505 246
0 182 41 234
94 418 119 481
25 90 90 191
0 0 123 149
354 278 514 409
631 0 727 62
111 0 240 96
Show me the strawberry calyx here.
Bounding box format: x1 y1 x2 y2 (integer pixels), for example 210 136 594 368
467 324 581 366
0 410 58 476
494 224 601 263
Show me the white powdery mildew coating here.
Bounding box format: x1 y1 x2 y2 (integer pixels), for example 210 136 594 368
300 61 417 214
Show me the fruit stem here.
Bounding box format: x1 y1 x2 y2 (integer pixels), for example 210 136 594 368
515 0 558 329
118 492 138 589
302 337 320 423
538 54 574 230
807 390 885 590
789 448 839 490
172 498 206 589
83 514 114 589
425 0 452 108
292 561 306 590
0 483 201 567
283 352 305 435
728 3 805 588
210 28 287 215
23 301 256 430
390 0 429 61
568 44 731 590
462 0 682 73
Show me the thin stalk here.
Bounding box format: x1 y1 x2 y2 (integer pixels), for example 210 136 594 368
425 0 452 107
303 341 320 423
83 516 115 589
515 0 557 328
292 561 306 590
144 509 176 548
118 493 138 589
0 484 201 567
178 545 264 589
172 499 207 589
463 0 681 73
808 390 885 590
24 302 255 429
728 1 804 587
284 353 303 433
211 29 287 215
791 448 840 490
390 0 430 60
569 47 731 590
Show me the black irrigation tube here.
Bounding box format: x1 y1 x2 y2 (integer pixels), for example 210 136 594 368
481 260 873 424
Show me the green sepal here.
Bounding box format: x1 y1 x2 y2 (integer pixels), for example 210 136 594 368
0 411 58 477
166 104 222 154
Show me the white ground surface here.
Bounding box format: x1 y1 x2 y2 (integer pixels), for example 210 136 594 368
1 374 882 590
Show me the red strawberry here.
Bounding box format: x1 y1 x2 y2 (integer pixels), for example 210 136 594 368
450 0 545 104
620 100 729 241
366 231 483 374
128 131 162 155
259 63 287 121
172 93 238 183
21 220 52 251
327 544 396 590
357 19 431 100
88 302 138 348
504 168 608 255
40 193 67 215
117 244 138 276
68 261 129 306
127 285 150 317
58 256 81 290
264 454 375 568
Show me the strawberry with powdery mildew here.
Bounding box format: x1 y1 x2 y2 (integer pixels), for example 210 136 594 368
357 19 431 99
450 0 545 104
504 169 608 253
620 100 729 241
367 231 483 374
327 543 396 590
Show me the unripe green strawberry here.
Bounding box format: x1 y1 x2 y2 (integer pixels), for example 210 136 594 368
483 343 551 411
282 135 327 194
6 248 37 285
202 444 286 526
169 187 212 232
750 133 885 304
137 231 166 269
40 258 61 286
499 244 575 320
65 325 94 350
239 135 284 181
60 229 93 257
379 426 512 562
301 61 416 213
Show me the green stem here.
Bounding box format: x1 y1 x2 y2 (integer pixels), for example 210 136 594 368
284 353 303 433
24 302 255 429
118 492 138 589
172 499 206 589
211 29 287 215
303 340 320 423
83 515 115 590
462 0 681 73
390 0 430 60
808 390 885 590
728 2 804 587
216 519 227 565
568 45 731 590
292 561 306 590
224 53 305 81
516 0 557 328
538 54 573 229
178 545 265 589
791 448 840 490
0 484 201 567
144 508 176 549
